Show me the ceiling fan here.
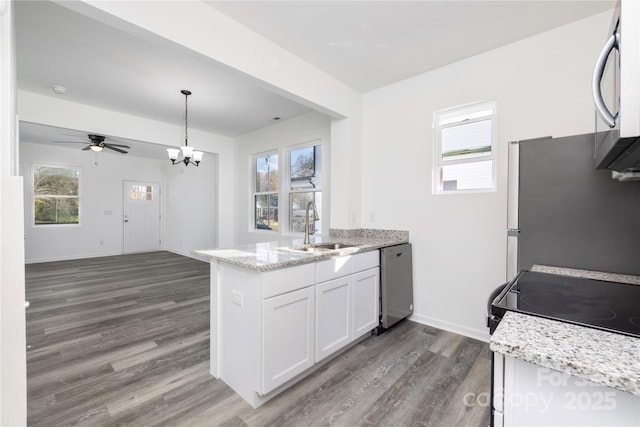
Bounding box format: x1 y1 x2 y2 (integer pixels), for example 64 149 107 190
53 134 130 154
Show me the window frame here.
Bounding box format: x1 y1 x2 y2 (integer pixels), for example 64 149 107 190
433 100 497 195
249 139 324 236
252 150 280 232
286 140 322 235
31 163 82 227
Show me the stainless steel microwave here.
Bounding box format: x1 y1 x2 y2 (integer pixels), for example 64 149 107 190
592 0 640 174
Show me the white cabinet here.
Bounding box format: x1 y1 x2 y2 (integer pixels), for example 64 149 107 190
315 251 380 363
216 249 380 408
262 286 315 394
315 277 351 362
352 268 379 338
493 354 640 427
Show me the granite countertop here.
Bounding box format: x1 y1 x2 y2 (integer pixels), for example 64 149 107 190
193 228 408 272
490 265 640 397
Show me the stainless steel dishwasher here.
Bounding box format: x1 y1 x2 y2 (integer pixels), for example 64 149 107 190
378 243 413 333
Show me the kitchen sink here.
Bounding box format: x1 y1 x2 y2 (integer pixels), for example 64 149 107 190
289 242 358 253
292 246 333 253
312 242 356 250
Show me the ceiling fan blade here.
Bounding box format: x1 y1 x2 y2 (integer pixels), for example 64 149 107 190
52 141 90 144
82 145 92 151
104 145 128 154
104 143 131 148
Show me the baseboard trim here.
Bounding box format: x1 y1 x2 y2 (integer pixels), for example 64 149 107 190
409 313 490 343
25 251 123 264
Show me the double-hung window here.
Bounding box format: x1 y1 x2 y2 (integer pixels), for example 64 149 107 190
253 152 279 231
288 143 322 233
32 164 80 225
251 141 323 234
434 101 496 193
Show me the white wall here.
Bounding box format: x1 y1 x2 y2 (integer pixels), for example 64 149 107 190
21 141 218 263
21 142 165 262
0 0 27 423
19 91 236 248
361 11 613 341
164 154 217 255
233 111 331 245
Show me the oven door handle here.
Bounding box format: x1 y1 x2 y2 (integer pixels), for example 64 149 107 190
592 32 619 128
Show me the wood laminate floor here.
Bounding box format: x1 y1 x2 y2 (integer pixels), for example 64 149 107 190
26 251 491 426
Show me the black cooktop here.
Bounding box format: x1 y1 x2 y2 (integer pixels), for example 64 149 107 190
491 270 640 338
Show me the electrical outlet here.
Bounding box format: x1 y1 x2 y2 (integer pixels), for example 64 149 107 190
232 290 243 306
99 240 104 245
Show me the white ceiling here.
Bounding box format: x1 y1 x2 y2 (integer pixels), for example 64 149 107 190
207 0 615 92
16 0 614 157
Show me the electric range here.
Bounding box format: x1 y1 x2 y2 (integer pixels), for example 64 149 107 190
489 270 640 338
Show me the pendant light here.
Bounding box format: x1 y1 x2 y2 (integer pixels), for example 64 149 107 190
167 89 204 167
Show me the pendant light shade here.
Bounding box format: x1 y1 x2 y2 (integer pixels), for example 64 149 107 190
167 89 203 167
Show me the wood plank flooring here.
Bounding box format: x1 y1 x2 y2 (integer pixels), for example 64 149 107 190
26 251 490 426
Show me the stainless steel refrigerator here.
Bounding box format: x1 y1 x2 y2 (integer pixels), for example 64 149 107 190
507 133 640 279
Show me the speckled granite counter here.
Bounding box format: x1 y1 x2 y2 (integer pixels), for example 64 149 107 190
490 266 640 397
194 228 408 272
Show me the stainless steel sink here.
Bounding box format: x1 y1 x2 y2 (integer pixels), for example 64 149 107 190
290 242 357 252
292 246 333 253
312 242 356 250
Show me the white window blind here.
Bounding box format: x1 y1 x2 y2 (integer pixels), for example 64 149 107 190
434 102 496 193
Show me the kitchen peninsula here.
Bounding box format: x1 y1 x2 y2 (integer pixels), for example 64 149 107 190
195 229 408 408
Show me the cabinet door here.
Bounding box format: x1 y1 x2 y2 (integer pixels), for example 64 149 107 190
262 286 315 394
504 357 640 426
315 277 352 362
352 267 379 339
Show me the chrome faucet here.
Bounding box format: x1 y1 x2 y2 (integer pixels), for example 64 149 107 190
304 200 319 245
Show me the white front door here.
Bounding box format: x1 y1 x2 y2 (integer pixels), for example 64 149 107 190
123 181 161 253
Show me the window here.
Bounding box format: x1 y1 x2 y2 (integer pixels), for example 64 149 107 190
288 144 322 233
32 164 80 225
250 141 323 234
253 152 279 231
129 184 154 201
434 101 496 193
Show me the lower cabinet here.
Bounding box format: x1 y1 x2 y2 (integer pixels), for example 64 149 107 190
316 277 352 362
315 267 380 363
352 268 380 337
493 354 640 426
261 286 315 395
218 250 380 408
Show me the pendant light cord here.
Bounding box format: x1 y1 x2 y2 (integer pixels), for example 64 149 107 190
184 91 189 147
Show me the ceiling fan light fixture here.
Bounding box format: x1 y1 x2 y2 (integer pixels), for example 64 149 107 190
89 144 104 152
167 89 202 167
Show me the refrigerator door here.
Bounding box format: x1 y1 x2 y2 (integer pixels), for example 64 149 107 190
380 243 413 329
514 133 640 275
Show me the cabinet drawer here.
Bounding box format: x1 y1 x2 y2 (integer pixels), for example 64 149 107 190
262 263 316 298
353 250 379 271
316 255 354 283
